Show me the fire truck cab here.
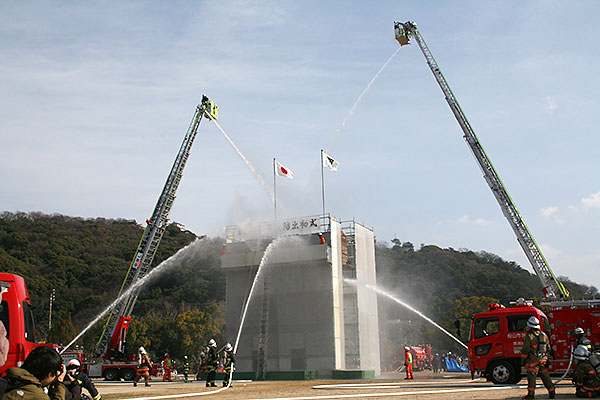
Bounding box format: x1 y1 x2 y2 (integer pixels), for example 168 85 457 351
469 298 600 384
468 300 548 384
0 273 44 374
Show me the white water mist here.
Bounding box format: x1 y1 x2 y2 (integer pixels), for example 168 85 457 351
328 47 401 149
211 119 275 204
345 278 467 349
233 235 300 353
61 237 209 353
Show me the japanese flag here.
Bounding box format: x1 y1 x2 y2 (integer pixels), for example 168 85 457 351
275 160 294 179
322 151 339 172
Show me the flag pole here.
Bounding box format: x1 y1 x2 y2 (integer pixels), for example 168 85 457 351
320 150 325 217
273 158 277 220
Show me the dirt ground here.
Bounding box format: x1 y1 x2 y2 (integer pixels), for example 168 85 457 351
95 371 575 400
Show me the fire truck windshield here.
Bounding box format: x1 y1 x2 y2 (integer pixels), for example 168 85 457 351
474 317 499 339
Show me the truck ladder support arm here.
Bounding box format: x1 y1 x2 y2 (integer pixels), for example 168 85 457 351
394 21 568 299
95 96 218 358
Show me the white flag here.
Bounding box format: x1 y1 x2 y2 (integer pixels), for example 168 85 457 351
275 160 294 179
322 151 339 172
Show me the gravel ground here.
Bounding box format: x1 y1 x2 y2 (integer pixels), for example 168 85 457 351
93 371 575 400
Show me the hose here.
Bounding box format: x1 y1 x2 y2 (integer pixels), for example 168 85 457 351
552 344 574 385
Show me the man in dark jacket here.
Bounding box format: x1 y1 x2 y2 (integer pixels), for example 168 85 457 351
520 316 555 399
205 339 218 388
222 343 235 387
65 359 101 400
3 346 67 399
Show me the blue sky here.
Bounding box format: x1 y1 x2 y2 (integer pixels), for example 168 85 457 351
1 1 598 291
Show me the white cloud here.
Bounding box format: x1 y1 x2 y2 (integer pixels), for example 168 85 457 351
474 217 493 226
582 191 600 210
544 96 558 113
457 214 470 224
539 244 561 259
540 206 558 217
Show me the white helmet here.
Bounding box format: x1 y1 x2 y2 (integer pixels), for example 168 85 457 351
139 346 146 354
404 346 410 351
574 345 591 360
575 327 585 335
67 359 81 368
527 316 540 329
225 343 232 351
209 339 216 348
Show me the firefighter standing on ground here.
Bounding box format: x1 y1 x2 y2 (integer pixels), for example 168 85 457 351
65 359 101 400
572 344 600 398
222 343 235 387
404 346 414 380
182 355 190 383
205 339 218 388
162 353 173 382
133 346 152 387
519 316 555 399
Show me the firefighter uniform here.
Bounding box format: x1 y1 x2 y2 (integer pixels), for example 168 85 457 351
573 359 600 398
162 354 173 382
134 347 152 387
520 323 555 399
222 345 236 387
404 347 414 380
182 356 190 383
206 340 218 388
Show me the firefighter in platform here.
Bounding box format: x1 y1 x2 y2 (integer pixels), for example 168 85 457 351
576 327 593 352
572 345 600 398
133 346 152 387
182 355 190 383
520 316 555 399
162 353 173 382
404 346 414 380
222 343 235 387
205 339 218 387
65 359 102 400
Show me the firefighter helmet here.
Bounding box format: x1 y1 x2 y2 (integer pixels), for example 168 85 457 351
404 346 410 351
574 345 590 360
209 339 216 347
67 359 81 369
225 343 232 351
139 346 146 354
575 327 585 335
527 316 540 329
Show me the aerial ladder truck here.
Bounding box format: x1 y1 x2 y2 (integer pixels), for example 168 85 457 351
87 96 218 380
393 21 569 300
394 21 599 383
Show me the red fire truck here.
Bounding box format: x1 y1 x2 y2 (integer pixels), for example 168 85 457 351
393 21 600 384
468 298 600 384
0 273 57 374
391 344 433 371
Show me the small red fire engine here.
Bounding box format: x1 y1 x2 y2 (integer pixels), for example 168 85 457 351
468 298 600 384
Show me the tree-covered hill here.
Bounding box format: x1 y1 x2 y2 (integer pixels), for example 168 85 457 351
0 211 225 362
0 212 596 367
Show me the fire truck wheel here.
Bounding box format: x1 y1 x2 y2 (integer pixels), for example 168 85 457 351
121 368 135 381
104 369 118 381
488 360 515 385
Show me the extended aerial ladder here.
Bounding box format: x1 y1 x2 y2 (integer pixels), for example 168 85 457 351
393 21 569 299
95 96 219 359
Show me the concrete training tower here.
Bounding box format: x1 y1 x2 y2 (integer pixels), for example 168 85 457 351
221 214 380 378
